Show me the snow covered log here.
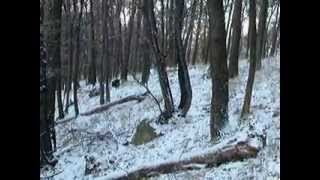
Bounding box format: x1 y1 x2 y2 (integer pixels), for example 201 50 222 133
104 140 259 179
81 93 148 116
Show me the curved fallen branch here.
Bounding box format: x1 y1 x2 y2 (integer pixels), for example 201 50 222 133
103 140 259 179
81 93 148 116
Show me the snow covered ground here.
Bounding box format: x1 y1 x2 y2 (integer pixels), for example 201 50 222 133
41 55 280 180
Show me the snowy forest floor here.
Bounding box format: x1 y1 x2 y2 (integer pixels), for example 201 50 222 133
41 55 280 180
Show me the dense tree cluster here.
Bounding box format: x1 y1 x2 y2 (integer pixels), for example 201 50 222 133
40 0 280 166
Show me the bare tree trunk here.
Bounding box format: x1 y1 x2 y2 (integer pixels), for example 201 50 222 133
205 9 212 65
115 0 123 79
241 0 257 118
52 0 64 119
64 0 74 114
175 0 192 117
167 0 176 67
191 0 204 65
245 0 250 58
263 2 277 58
88 0 97 86
208 0 229 140
132 0 143 75
73 0 84 116
142 0 174 122
186 32 193 64
269 4 280 57
102 0 110 103
121 0 136 82
226 0 234 54
183 0 197 55
256 0 268 70
228 0 243 78
141 16 152 85
202 11 209 64
40 32 54 166
41 0 63 163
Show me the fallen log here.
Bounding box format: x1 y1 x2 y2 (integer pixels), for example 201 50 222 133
81 93 148 116
102 139 260 180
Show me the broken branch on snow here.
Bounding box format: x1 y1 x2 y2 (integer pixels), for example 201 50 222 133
102 138 260 179
81 93 148 116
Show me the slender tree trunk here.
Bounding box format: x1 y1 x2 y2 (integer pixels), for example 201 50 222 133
245 0 250 58
228 0 243 78
269 4 280 57
191 0 204 65
64 0 74 114
204 12 211 65
207 0 229 140
40 32 54 166
41 0 63 162
142 0 174 122
132 0 143 75
88 0 97 86
226 0 234 54
52 0 64 119
183 0 197 55
262 2 277 58
186 32 193 64
175 0 193 117
73 0 83 116
167 0 176 67
256 0 268 70
116 0 123 80
241 0 257 117
121 0 136 82
141 16 152 85
102 0 110 103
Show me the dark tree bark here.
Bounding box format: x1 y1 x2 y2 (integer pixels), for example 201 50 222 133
102 0 110 103
241 0 257 117
41 0 63 163
269 3 280 57
142 0 174 122
183 0 197 56
202 10 210 64
167 0 176 67
191 0 204 65
207 0 229 140
121 0 137 82
64 0 74 114
245 0 250 58
226 0 234 55
115 0 123 79
97 0 105 105
131 0 143 75
228 0 243 78
73 0 84 116
40 33 55 166
141 16 152 85
256 0 268 70
52 0 64 119
175 0 192 117
186 32 193 64
88 0 97 86
263 1 278 57
44 0 64 120
113 0 123 77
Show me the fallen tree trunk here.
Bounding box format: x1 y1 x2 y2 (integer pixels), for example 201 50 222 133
81 93 148 116
104 140 259 179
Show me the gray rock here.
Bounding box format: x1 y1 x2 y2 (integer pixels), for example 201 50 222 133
131 119 159 145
